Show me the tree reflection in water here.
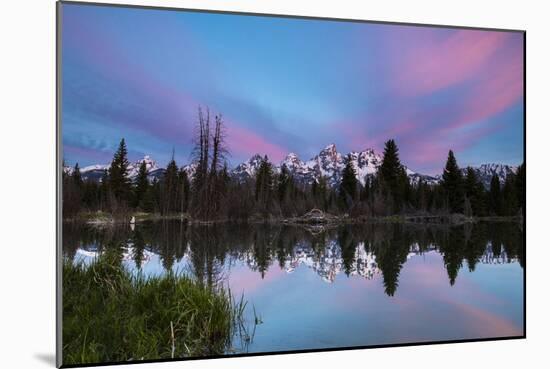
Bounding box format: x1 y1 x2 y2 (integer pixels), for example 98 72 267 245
63 221 524 296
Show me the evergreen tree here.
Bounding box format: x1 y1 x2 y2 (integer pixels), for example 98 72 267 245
339 154 358 210
361 176 372 202
311 180 318 200
464 167 486 216
379 139 409 212
515 163 525 217
429 184 446 213
161 155 179 215
82 180 100 210
502 172 519 216
379 140 401 191
397 168 411 211
108 138 131 205
134 160 149 209
277 164 297 216
488 174 502 215
463 196 473 217
317 176 329 211
178 168 190 213
441 150 464 213
142 177 159 213
255 155 274 215
72 163 83 188
99 169 109 210
63 162 83 217
415 179 429 212
277 164 291 203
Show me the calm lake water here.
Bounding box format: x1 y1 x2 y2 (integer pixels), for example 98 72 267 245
63 221 524 353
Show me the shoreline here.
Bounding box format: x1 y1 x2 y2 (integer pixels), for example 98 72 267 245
63 211 523 226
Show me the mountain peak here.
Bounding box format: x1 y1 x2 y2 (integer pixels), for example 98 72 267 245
68 146 517 190
321 143 337 153
135 155 158 170
231 154 265 181
249 153 264 161
317 143 341 162
282 152 303 165
461 163 518 187
361 147 376 155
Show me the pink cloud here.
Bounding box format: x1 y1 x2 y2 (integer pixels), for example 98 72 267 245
448 53 523 131
402 122 502 168
226 123 288 163
395 30 509 96
337 30 522 174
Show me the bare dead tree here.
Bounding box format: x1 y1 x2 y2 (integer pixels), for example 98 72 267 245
190 107 230 220
207 114 230 218
201 107 210 180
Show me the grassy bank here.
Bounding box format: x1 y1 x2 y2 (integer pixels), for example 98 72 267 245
62 252 248 365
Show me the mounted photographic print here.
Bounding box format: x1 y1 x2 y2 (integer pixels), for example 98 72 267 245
57 1 526 367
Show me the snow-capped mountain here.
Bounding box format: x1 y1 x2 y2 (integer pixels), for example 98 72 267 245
230 144 382 186
79 166 109 182
463 163 517 188
65 145 518 188
304 144 346 186
128 155 159 177
431 163 518 189
230 143 437 187
231 154 265 183
181 162 198 180
64 156 164 183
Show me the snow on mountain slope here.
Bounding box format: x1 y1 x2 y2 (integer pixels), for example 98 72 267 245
232 154 264 182
348 148 381 186
127 155 158 178
231 143 432 187
462 163 517 188
64 156 161 183
63 146 518 188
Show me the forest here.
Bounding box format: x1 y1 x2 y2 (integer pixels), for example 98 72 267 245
62 108 525 222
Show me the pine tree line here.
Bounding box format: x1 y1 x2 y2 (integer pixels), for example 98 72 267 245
439 150 525 217
62 109 525 221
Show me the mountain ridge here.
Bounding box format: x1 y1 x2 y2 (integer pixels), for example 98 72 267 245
64 144 518 188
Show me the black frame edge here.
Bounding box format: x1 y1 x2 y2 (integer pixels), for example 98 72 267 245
56 1 63 368
58 0 526 33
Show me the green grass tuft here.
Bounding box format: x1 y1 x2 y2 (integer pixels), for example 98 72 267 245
63 249 248 365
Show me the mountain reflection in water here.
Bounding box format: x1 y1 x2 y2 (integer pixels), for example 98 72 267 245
64 221 524 297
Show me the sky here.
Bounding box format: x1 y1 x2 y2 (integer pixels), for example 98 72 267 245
61 3 524 175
